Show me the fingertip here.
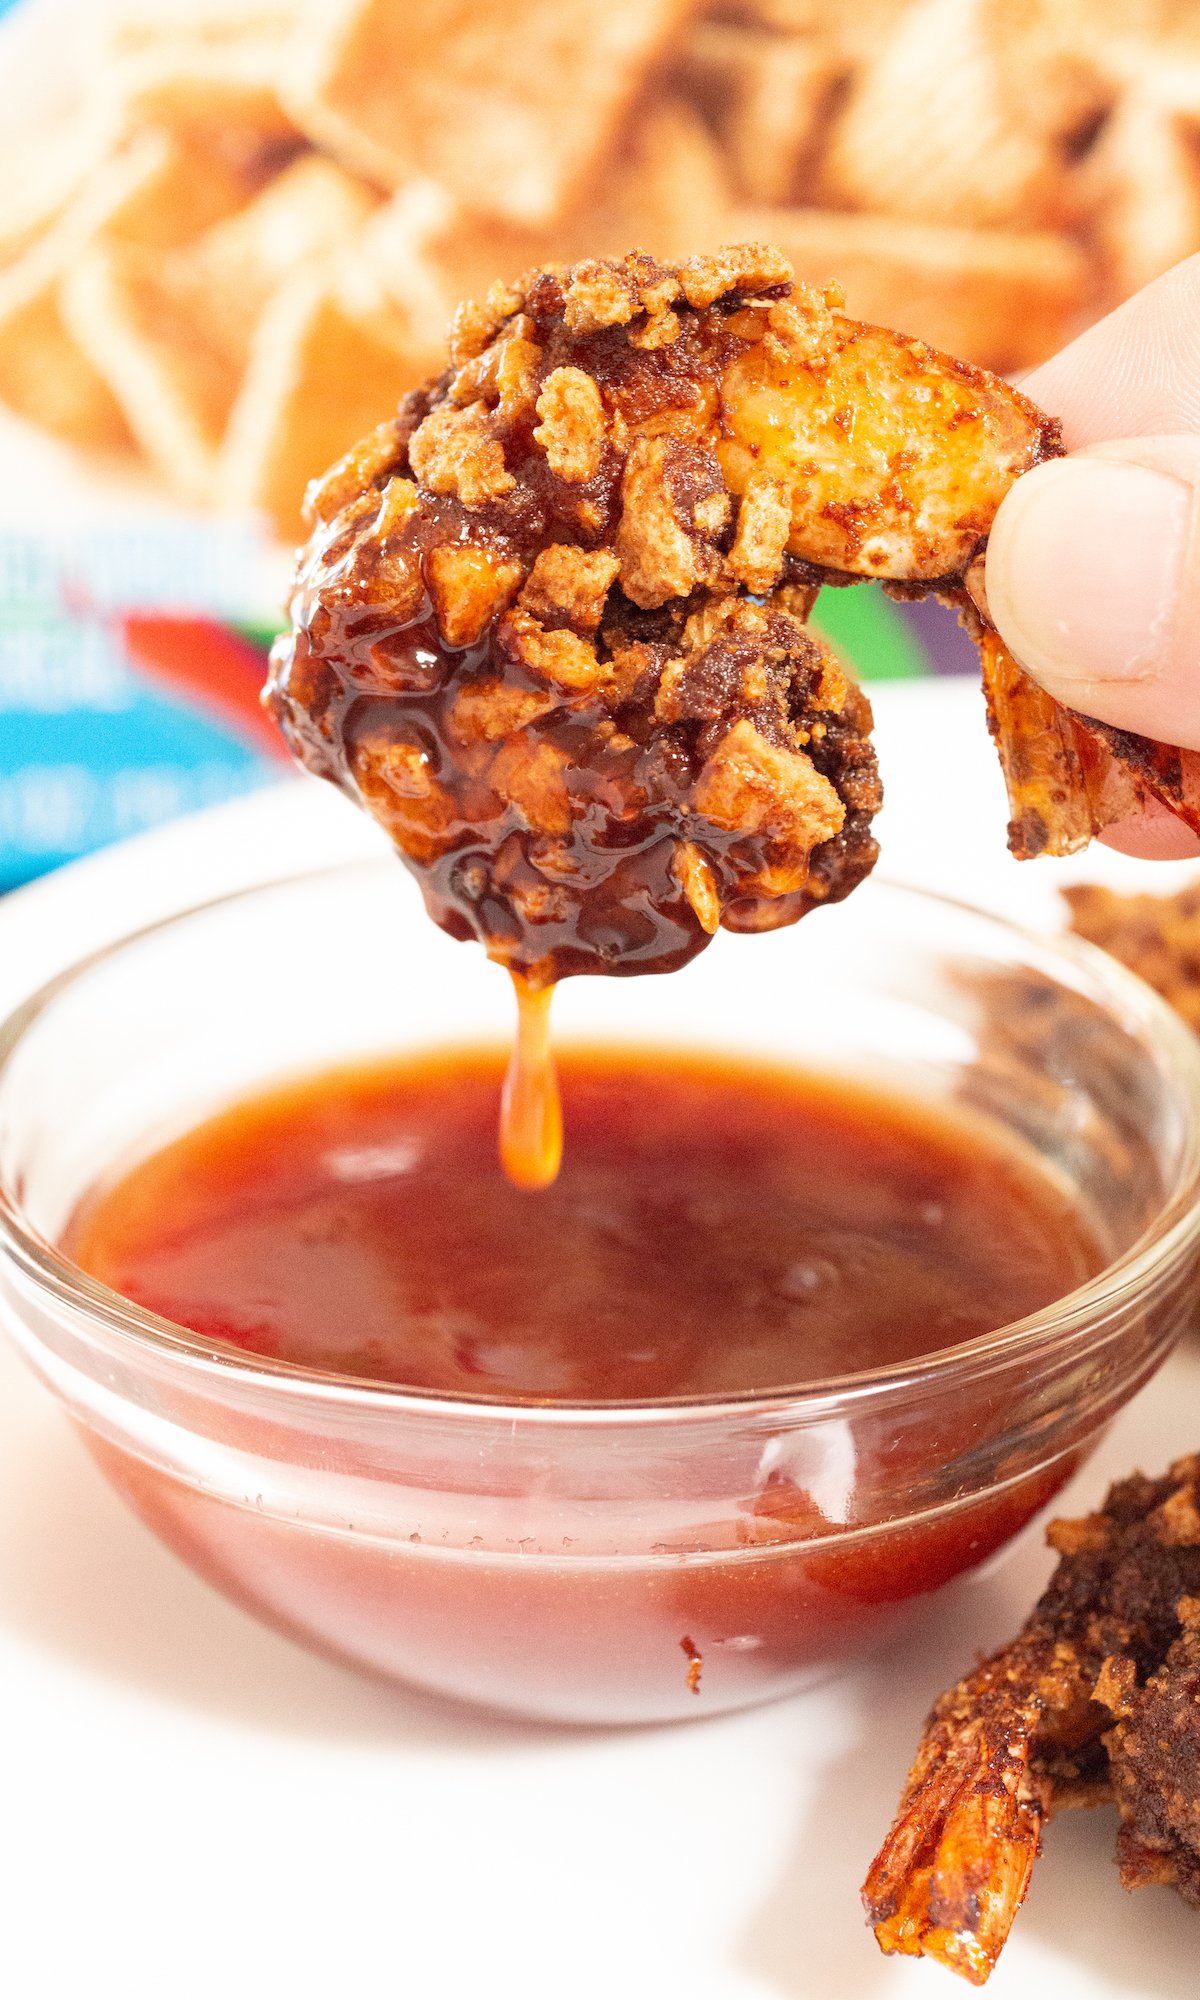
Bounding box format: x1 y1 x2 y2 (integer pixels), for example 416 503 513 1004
986 447 1200 750
1097 807 1200 860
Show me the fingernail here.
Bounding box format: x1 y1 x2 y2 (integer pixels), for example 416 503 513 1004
986 455 1190 688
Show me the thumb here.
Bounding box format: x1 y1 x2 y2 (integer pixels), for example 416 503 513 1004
985 436 1200 752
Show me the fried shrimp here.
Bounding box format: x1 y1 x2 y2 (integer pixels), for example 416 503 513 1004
266 248 884 985
864 1454 1200 1984
266 245 1200 982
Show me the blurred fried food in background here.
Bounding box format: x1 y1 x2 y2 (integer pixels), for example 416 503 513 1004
4 0 1200 539
1066 882 1200 1036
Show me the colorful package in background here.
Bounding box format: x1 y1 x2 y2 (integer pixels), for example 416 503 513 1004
0 514 975 893
0 516 289 891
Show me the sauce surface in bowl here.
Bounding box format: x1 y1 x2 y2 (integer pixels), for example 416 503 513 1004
64 1049 1102 1401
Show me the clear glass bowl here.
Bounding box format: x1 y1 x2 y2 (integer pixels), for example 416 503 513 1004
1 863 1200 1726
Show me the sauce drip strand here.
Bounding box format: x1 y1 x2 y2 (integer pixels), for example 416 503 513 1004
64 1051 1104 1403
499 976 562 1190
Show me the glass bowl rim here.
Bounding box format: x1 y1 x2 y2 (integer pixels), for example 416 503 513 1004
2 858 1200 1429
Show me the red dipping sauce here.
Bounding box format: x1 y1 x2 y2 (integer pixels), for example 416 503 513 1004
68 1050 1098 1397
63 1050 1103 1722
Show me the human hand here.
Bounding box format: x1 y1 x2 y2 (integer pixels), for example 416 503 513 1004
984 254 1200 859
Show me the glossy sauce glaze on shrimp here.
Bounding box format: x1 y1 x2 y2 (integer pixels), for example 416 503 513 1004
266 247 891 989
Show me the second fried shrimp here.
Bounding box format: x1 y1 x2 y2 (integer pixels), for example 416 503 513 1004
864 1454 1200 1984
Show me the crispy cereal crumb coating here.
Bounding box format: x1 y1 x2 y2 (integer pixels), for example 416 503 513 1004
267 248 890 982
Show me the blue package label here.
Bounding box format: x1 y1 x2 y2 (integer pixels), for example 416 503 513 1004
0 515 286 890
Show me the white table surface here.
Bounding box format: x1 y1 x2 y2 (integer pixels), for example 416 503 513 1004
1 679 1199 2000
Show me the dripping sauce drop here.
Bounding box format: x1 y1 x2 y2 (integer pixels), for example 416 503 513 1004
499 974 562 1190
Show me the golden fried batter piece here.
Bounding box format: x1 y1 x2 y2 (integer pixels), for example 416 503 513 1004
1066 881 1200 1035
265 245 1194 982
864 1454 1200 1984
